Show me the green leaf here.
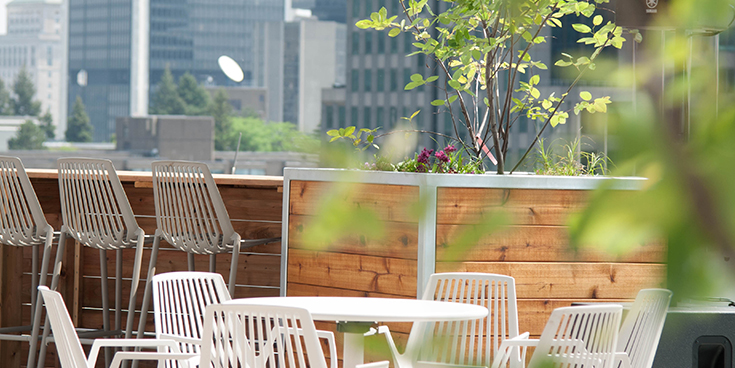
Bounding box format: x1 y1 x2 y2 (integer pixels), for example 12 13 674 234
549 18 562 27
431 99 446 106
448 95 458 104
344 126 356 136
529 75 540 86
425 76 439 83
405 82 420 90
542 100 553 110
327 129 339 137
410 73 424 83
593 15 603 26
580 91 592 101
388 28 401 37
356 20 372 29
555 60 572 67
530 88 540 99
410 110 421 120
572 24 592 33
448 80 462 89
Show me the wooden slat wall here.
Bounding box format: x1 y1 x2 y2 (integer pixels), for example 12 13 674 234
435 187 666 337
286 181 667 363
0 171 283 368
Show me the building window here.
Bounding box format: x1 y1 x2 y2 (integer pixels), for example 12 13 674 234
364 0 373 17
364 107 371 127
47 46 52 66
377 107 384 127
364 69 372 92
351 69 359 92
365 32 373 54
389 107 397 128
377 34 385 53
351 32 360 55
377 69 385 92
351 107 359 125
390 69 398 91
338 106 346 127
403 68 411 89
352 1 361 19
390 36 398 54
405 33 413 53
326 105 334 129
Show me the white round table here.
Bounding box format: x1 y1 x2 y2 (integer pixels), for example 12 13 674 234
228 296 488 368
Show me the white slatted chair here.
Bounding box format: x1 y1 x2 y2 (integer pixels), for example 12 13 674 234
0 156 55 368
151 271 339 368
37 158 148 367
200 303 387 368
615 289 672 368
138 161 279 341
37 286 197 368
376 273 521 368
491 304 623 368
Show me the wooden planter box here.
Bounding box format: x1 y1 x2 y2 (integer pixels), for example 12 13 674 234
282 168 666 343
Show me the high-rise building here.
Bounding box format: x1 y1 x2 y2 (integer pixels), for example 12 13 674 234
311 0 346 23
0 0 65 139
338 0 441 149
283 19 345 133
68 0 285 142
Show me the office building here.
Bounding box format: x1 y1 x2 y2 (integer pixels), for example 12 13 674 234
283 19 345 133
68 0 285 142
0 0 65 139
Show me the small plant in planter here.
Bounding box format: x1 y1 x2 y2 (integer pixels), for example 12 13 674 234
331 0 637 174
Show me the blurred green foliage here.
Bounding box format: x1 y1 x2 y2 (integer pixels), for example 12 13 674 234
570 0 735 300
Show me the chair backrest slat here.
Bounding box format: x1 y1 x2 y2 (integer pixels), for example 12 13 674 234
151 161 235 255
413 273 520 367
200 303 328 368
617 289 672 368
529 305 623 368
0 156 49 246
152 271 231 365
38 286 88 368
57 158 140 249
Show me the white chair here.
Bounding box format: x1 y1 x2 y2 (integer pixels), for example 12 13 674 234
491 304 623 368
37 158 148 367
0 156 55 368
138 161 279 341
376 272 521 368
37 286 197 368
615 289 672 368
151 271 338 368
200 302 387 368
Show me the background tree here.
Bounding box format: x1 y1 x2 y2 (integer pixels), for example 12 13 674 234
210 89 234 150
12 66 42 116
8 120 46 150
0 78 13 115
177 72 210 115
149 65 185 115
66 96 93 142
39 109 54 139
230 117 319 152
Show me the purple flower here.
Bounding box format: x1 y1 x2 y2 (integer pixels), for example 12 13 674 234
444 145 457 153
435 150 449 163
417 148 434 164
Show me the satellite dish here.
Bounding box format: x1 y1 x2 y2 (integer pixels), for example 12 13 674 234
218 55 244 82
77 69 88 86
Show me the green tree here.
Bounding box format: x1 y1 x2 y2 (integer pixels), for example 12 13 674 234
177 72 210 115
210 89 234 150
66 96 93 142
39 109 54 139
0 78 13 115
8 120 46 150
150 65 186 115
230 117 320 153
12 66 41 116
